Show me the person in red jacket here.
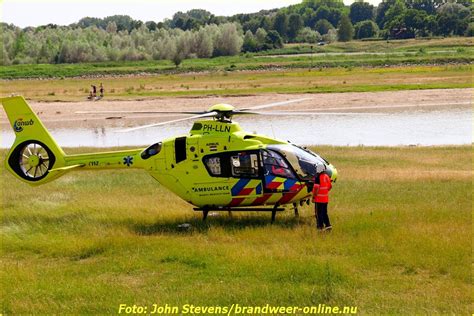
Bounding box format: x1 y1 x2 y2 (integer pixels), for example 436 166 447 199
312 164 332 231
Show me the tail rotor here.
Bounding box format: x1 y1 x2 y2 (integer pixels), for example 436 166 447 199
11 141 56 181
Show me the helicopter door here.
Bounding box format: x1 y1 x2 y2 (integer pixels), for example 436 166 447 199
230 152 259 178
202 151 263 200
262 149 298 193
228 152 263 199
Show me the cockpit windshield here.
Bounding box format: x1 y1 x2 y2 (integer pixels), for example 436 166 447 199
267 144 328 180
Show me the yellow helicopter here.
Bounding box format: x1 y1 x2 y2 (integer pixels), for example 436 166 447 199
2 96 341 221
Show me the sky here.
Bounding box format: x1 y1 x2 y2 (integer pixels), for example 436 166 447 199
1 0 382 28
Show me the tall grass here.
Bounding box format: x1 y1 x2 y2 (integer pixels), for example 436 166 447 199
0 146 471 314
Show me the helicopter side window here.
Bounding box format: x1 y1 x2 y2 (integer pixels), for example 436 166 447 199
141 142 162 160
205 157 222 176
203 151 259 178
231 152 259 178
262 150 296 179
203 154 231 177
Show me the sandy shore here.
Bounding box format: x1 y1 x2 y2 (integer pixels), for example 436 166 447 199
0 88 471 130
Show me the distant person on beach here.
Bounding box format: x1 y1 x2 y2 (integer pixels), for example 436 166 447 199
99 83 104 98
91 85 97 98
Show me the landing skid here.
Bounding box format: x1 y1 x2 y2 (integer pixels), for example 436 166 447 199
194 206 285 223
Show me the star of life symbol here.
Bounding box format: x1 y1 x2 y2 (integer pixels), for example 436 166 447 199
123 156 133 167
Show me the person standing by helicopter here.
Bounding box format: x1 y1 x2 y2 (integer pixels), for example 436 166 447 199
313 164 332 231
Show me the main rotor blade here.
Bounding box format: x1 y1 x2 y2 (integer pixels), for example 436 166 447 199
76 110 206 115
249 111 383 116
243 98 312 111
293 101 472 112
116 112 215 133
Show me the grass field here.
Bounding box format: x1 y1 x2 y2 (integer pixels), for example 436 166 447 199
260 37 473 55
1 146 471 314
3 64 472 101
1 38 472 80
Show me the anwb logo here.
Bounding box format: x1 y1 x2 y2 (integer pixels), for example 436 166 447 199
13 118 34 132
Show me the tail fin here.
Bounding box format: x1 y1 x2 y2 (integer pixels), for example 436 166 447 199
1 96 67 184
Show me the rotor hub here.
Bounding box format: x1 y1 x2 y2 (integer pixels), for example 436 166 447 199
28 155 40 167
206 104 236 122
208 103 235 112
215 111 233 122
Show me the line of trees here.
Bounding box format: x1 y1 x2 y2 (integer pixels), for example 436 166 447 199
1 23 244 66
1 0 472 66
235 0 472 42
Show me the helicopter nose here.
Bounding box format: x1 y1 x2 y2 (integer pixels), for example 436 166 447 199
328 164 338 183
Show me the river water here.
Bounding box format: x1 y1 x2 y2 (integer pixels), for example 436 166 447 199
1 107 471 148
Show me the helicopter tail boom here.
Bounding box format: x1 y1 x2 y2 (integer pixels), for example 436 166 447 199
2 96 148 185
2 96 147 185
